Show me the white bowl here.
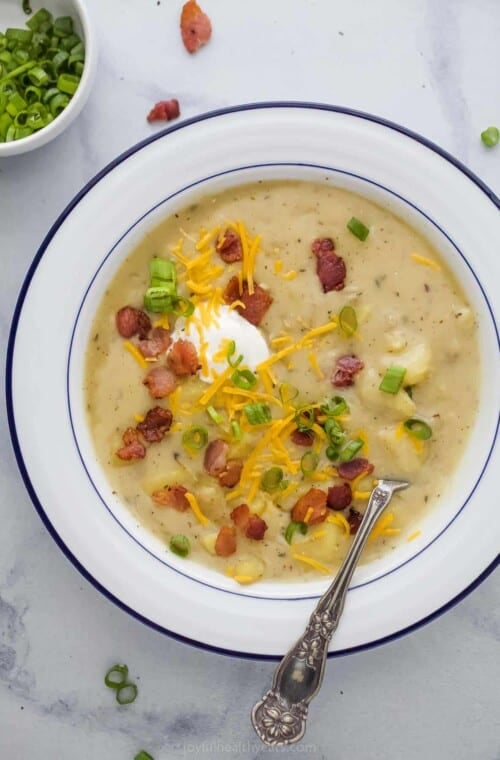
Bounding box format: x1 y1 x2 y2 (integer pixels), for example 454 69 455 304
7 103 500 657
0 0 97 157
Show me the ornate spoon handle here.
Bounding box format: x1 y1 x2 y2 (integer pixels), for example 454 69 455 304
251 478 409 747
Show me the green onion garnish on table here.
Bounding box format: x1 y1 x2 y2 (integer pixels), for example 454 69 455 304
0 8 84 142
135 753 154 760
104 664 129 689
379 365 406 394
480 126 499 148
347 216 370 241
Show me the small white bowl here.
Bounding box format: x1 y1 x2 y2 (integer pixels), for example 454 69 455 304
0 0 97 157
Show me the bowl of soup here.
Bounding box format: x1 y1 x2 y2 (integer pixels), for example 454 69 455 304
7 103 499 657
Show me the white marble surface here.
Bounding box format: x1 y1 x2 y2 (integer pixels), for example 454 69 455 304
1 1 499 757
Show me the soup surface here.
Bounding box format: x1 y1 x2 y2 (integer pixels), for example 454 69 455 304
85 180 479 584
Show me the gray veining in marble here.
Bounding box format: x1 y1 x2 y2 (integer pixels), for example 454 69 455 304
0 1 499 757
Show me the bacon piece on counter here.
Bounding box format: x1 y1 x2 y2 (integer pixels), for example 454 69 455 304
216 229 243 263
223 276 273 326
218 459 243 488
116 306 151 339
203 439 228 476
336 458 374 481
167 339 200 376
327 483 353 511
290 429 315 447
147 99 180 123
143 366 178 399
311 237 346 292
136 406 173 443
348 507 363 535
152 485 190 511
230 504 268 541
215 525 237 557
332 354 364 387
180 0 212 54
291 488 328 525
116 428 146 460
138 327 172 358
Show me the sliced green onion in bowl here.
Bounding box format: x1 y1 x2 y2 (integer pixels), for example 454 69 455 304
300 450 319 475
294 406 316 431
320 395 349 417
182 426 208 451
169 534 190 557
347 216 370 241
261 466 284 492
231 368 257 390
338 305 358 337
116 682 138 705
481 126 499 148
226 339 243 368
379 365 406 394
207 405 224 425
135 753 154 760
338 438 364 462
285 521 307 545
243 402 272 425
403 418 432 440
104 664 129 689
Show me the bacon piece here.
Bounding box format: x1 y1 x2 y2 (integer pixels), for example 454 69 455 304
151 485 189 511
291 488 328 525
136 406 173 443
180 0 212 54
332 354 364 387
218 459 243 488
327 483 353 511
167 339 200 377
336 457 374 481
203 439 228 476
147 99 180 123
223 276 273 326
116 306 151 339
138 327 172 358
290 429 315 447
216 229 243 263
215 525 237 557
311 237 346 292
230 504 267 540
116 427 146 460
143 366 177 399
348 508 363 535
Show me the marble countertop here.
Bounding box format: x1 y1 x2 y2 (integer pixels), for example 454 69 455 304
1 1 499 757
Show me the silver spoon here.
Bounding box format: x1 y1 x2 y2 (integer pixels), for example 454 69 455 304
251 478 409 747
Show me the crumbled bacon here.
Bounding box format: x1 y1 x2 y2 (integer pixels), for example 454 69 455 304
223 276 273 326
180 0 212 54
311 237 346 292
147 99 180 123
348 507 363 535
138 327 172 358
216 229 243 263
136 406 173 443
327 483 352 511
215 525 237 557
290 429 315 447
336 458 374 481
143 366 177 398
115 306 151 339
332 354 364 387
218 459 243 488
203 439 228 476
116 427 146 460
230 504 268 540
291 488 328 525
152 485 189 511
167 339 200 377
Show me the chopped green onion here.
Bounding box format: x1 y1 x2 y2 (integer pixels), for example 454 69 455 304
149 257 176 288
320 395 349 417
347 217 370 241
171 296 194 317
338 305 358 337
260 467 284 492
28 66 50 86
300 450 319 475
243 403 272 425
207 405 224 425
338 438 364 462
324 417 345 447
104 664 129 689
169 534 190 557
135 753 154 760
6 28 33 44
48 92 68 116
182 426 208 451
294 406 316 431
379 365 406 394
24 84 41 103
116 682 138 705
231 368 257 390
56 72 79 94
143 288 173 313
26 8 52 30
226 339 243 368
481 126 499 148
285 521 307 545
325 445 340 461
278 382 298 405
230 420 242 441
6 91 26 116
22 0 33 15
54 16 74 37
403 418 432 441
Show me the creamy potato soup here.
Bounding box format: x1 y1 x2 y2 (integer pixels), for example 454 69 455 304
85 180 479 584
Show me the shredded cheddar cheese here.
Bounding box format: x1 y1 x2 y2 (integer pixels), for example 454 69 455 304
308 352 325 379
303 507 314 524
273 260 283 274
411 253 441 271
185 492 209 526
326 512 351 537
123 341 148 369
282 270 298 281
134 413 145 423
407 530 422 542
198 365 233 406
233 575 255 584
292 554 331 574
